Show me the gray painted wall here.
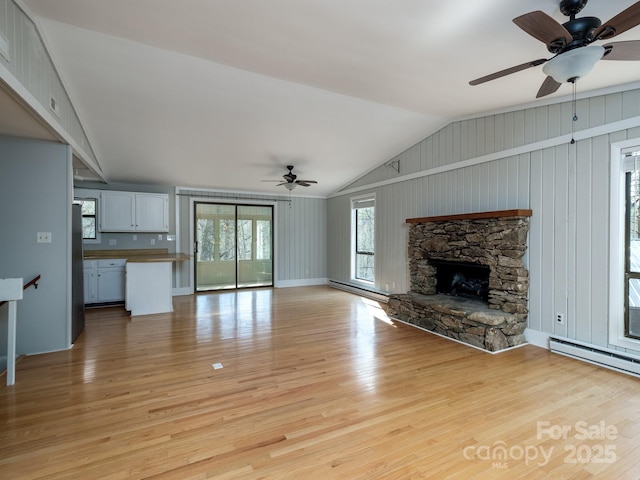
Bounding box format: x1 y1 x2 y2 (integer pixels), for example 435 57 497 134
328 87 640 355
0 135 72 361
276 196 327 283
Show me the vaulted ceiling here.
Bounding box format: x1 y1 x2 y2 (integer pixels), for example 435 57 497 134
16 0 640 196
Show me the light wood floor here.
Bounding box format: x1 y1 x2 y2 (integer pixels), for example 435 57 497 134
2 286 640 479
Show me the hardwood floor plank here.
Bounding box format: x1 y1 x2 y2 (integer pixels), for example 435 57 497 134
2 286 640 479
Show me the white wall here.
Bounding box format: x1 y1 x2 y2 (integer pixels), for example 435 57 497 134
328 87 640 355
0 135 72 361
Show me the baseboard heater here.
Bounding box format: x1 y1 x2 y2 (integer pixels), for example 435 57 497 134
549 336 640 378
328 280 389 303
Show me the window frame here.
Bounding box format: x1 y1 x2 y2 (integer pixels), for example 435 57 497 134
75 197 101 244
609 138 640 350
351 194 376 284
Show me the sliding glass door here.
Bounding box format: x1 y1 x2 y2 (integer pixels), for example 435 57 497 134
195 203 273 291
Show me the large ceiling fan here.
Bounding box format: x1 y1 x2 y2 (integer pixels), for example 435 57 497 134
263 165 318 191
469 0 640 98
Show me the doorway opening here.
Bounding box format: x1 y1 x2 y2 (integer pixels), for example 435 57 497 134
194 203 273 291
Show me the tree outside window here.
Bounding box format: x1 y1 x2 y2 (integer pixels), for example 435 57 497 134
78 198 97 240
352 197 375 283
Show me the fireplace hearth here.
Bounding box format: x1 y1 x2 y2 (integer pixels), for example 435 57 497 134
386 209 532 352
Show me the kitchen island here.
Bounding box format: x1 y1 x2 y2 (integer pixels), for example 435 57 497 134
84 249 190 316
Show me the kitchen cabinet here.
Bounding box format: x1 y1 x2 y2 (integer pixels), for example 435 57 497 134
100 191 168 232
84 259 126 304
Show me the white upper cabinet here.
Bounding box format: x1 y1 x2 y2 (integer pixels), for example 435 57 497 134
100 191 168 232
100 191 135 231
135 194 168 232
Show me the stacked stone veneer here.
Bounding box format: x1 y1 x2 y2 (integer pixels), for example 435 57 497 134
386 211 531 352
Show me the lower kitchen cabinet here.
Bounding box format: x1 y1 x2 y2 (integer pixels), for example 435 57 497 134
84 259 126 304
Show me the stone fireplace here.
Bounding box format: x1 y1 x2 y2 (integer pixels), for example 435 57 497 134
386 209 532 352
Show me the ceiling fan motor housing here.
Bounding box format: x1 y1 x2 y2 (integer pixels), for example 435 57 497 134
560 0 589 17
550 16 602 53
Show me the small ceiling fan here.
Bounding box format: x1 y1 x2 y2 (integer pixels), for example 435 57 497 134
263 165 318 191
469 0 640 98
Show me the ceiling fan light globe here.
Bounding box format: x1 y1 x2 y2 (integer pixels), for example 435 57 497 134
542 45 605 83
284 183 296 191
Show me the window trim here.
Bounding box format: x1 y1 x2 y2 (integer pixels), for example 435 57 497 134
609 138 640 350
351 193 376 285
75 196 101 244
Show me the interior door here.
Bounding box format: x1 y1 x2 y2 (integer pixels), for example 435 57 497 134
195 203 273 291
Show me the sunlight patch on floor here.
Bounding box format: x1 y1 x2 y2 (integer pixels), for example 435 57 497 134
360 297 395 326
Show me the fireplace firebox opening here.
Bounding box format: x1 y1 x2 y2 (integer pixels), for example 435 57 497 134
430 260 490 302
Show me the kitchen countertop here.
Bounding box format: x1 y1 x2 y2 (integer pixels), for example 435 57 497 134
83 248 190 263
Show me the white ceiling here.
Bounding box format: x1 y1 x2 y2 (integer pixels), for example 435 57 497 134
16 0 640 196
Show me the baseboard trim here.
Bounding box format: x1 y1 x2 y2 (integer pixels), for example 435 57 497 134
274 278 328 288
172 287 191 296
328 280 389 303
524 328 551 349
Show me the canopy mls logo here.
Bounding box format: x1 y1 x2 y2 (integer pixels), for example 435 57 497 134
463 420 619 469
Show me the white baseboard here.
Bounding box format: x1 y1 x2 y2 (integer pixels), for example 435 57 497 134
327 280 389 303
274 278 328 288
524 328 550 349
172 287 192 296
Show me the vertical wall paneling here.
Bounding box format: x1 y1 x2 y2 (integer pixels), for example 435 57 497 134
328 88 640 354
1 1 99 169
528 150 544 332
553 144 569 338
574 138 593 342
589 96 606 128
566 141 578 340
604 92 623 124
623 89 640 118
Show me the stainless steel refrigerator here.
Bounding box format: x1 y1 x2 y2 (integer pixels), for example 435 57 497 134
71 203 85 343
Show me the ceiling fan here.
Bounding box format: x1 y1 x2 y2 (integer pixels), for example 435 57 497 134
469 0 640 98
263 165 318 191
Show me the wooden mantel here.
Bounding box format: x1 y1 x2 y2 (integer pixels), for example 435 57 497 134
406 209 532 224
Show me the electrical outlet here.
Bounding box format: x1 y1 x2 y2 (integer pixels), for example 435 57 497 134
37 232 51 243
108 239 116 246
556 313 565 325
150 238 156 245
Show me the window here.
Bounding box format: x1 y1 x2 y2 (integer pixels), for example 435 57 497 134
625 151 640 339
610 140 640 350
352 195 375 283
78 198 97 240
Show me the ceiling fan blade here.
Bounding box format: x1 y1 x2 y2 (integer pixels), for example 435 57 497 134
469 59 548 86
297 182 312 187
602 40 640 61
295 180 318 184
513 11 573 47
536 76 562 98
594 1 640 40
